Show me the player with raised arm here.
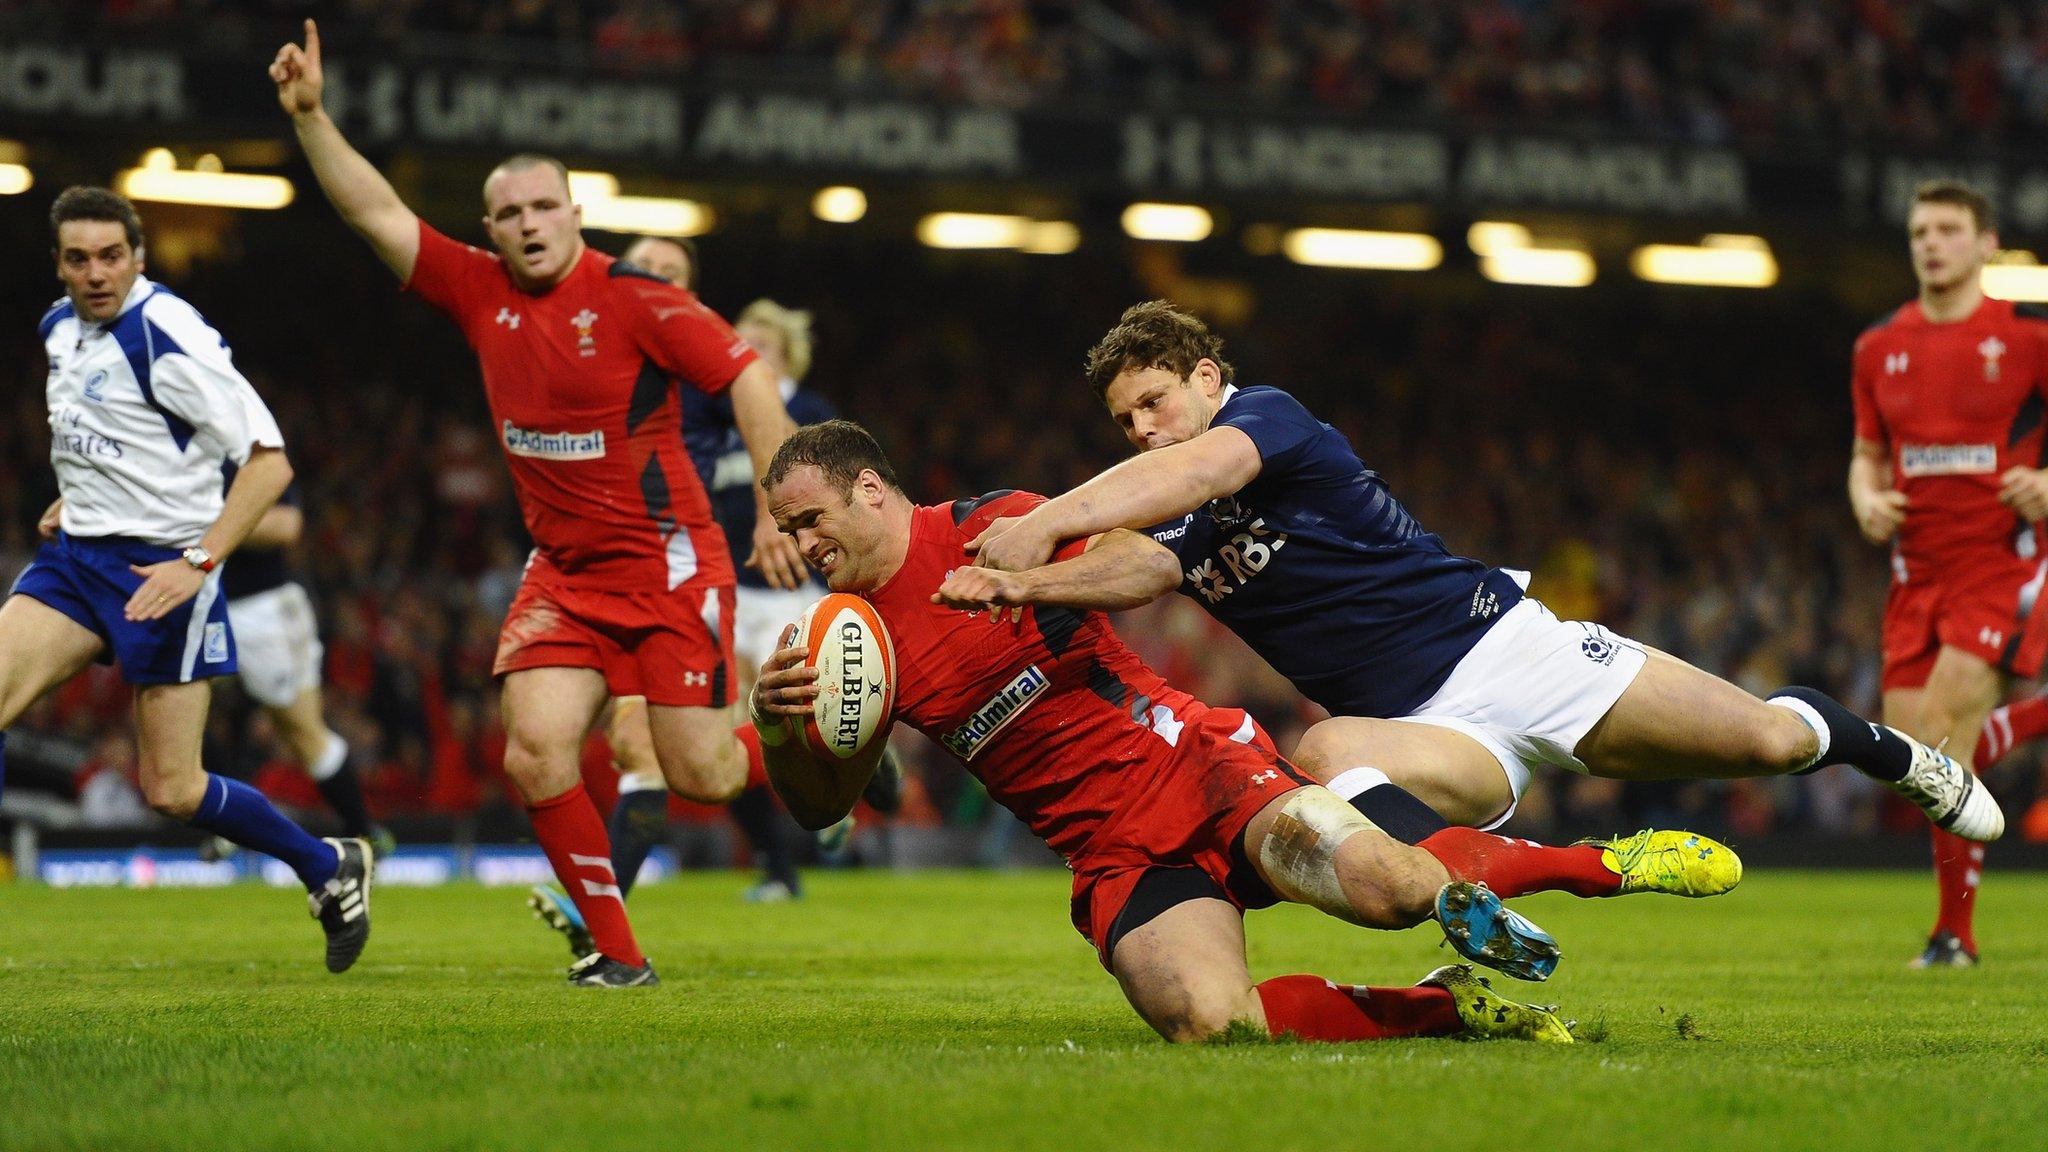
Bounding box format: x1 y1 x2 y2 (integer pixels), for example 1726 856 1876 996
753 421 1743 1045
529 277 891 958
4 187 370 971
1848 181 2048 968
201 473 391 864
272 20 800 986
965 301 2003 860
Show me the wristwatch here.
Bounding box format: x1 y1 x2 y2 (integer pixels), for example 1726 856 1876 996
181 546 216 573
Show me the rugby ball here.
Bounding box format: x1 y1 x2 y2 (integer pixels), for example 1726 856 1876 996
789 592 896 762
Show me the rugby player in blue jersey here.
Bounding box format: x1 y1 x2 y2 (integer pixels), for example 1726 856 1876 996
955 301 2003 849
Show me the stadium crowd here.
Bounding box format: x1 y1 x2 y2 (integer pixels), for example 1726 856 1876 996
5 204 2047 849
5 0 2048 146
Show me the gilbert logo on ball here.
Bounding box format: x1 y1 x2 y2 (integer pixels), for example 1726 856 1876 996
790 593 896 761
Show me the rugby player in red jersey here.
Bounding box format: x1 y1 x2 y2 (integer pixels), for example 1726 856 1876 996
272 21 802 986
1850 180 2048 968
751 421 1741 1044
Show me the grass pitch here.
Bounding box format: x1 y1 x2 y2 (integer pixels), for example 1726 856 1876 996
2 868 2045 1152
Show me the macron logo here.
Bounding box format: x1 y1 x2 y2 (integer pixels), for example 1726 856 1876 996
502 420 605 461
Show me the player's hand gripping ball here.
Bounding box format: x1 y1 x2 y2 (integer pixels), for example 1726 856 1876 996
787 593 896 763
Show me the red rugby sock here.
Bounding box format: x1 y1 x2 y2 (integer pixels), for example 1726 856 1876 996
1418 827 1620 898
734 723 770 790
528 783 646 967
1255 975 1462 1041
1974 694 2048 768
1930 827 1983 954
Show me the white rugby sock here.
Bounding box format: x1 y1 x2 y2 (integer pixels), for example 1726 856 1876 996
309 731 350 781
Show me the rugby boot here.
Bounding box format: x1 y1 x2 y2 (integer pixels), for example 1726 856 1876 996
1575 830 1742 897
568 952 659 987
308 837 373 973
1435 880 1561 982
527 884 597 961
1888 730 2004 842
1908 930 1979 969
1418 964 1573 1043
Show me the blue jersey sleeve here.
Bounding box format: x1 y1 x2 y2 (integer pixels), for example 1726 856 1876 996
1213 387 1325 474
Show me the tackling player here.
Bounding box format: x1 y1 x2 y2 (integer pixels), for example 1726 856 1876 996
273 21 799 986
753 421 1742 1045
4 186 371 971
203 473 391 863
967 302 2003 857
1848 180 2048 967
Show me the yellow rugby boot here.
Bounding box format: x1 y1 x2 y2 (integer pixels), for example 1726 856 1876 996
1577 829 1742 897
1418 964 1574 1044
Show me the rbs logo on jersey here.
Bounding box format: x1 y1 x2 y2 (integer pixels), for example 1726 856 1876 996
1186 517 1288 605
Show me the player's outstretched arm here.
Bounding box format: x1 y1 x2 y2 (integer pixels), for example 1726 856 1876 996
936 529 1180 614
971 427 1263 572
727 361 807 589
270 19 419 280
749 628 882 829
1847 437 1906 544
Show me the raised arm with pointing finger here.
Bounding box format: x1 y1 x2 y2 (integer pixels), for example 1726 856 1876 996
270 20 419 281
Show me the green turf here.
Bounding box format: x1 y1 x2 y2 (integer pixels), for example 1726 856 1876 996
2 869 2045 1151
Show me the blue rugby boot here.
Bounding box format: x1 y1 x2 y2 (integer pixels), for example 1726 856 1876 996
1435 880 1561 982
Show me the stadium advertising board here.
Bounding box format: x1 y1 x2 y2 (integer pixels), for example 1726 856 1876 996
8 41 2048 229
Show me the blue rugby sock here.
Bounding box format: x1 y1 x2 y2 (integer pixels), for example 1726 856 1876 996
1768 686 1912 782
607 788 668 900
189 774 339 889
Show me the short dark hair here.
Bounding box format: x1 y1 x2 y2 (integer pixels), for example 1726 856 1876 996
764 420 902 495
1084 300 1235 398
484 153 571 207
1913 180 1997 234
50 185 143 250
623 234 698 290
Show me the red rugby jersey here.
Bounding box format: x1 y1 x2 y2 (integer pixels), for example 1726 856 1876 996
1852 297 2048 575
866 492 1208 860
406 221 757 589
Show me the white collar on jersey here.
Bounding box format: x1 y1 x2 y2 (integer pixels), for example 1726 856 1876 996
80 276 158 332
1217 383 1239 408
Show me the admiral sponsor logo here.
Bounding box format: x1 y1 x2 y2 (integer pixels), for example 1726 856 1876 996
502 420 605 460
941 665 1049 760
833 621 869 749
1899 443 1996 478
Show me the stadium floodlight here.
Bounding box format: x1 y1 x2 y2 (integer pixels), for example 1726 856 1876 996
566 170 621 201
1982 250 2048 302
1282 228 1442 270
918 212 1033 249
1467 220 1532 256
580 196 712 238
0 163 30 196
1631 234 1778 288
116 148 293 210
1021 221 1081 255
1482 245 1596 287
813 186 868 224
1122 202 1213 242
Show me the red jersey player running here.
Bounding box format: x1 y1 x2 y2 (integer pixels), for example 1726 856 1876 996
1850 180 2048 969
272 22 801 986
753 421 1741 1045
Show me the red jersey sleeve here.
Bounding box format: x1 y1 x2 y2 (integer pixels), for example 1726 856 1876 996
1850 329 1885 445
620 278 759 395
403 221 498 326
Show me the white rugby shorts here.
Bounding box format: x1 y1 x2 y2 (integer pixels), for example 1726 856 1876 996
1390 596 1647 825
227 582 324 708
735 583 823 672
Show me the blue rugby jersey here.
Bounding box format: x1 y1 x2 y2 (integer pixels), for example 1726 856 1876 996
681 378 836 592
1144 385 1524 717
